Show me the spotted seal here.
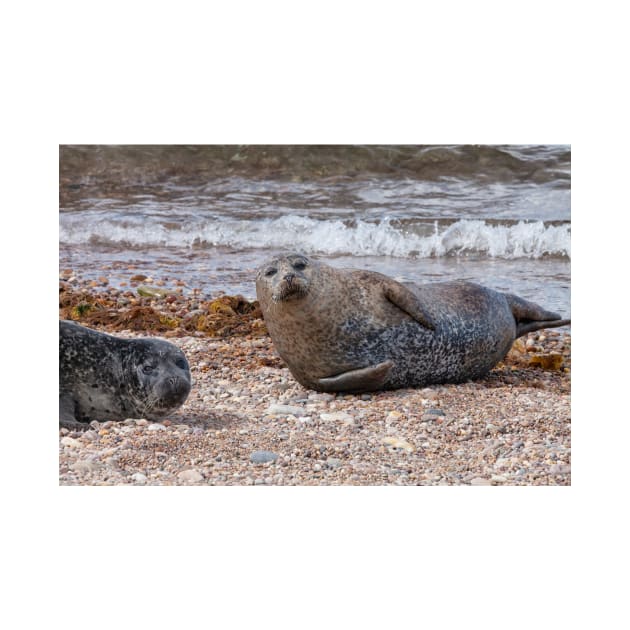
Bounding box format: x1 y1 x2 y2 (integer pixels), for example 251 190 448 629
255 253 571 393
59 320 192 430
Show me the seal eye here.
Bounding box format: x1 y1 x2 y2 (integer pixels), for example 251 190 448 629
293 260 307 270
265 267 277 277
175 359 187 370
142 365 155 374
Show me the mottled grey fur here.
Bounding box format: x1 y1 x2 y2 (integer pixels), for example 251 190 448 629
59 320 191 430
256 253 570 393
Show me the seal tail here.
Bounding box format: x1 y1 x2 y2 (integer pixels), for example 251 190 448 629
504 293 571 338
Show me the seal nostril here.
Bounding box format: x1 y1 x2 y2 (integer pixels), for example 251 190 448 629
284 273 295 285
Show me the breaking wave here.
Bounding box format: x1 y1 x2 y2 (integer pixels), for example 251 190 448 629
59 215 570 259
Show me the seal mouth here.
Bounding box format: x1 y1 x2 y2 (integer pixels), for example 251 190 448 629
272 277 310 303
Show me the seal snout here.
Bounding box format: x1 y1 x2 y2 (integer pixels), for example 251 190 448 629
157 375 191 406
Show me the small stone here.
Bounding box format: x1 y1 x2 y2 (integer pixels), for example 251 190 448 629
422 408 445 422
137 285 171 298
549 464 570 474
382 437 415 453
470 477 493 486
147 423 166 431
177 469 204 483
490 475 507 483
131 473 148 484
70 459 102 473
82 430 98 441
320 411 355 424
420 388 439 400
250 450 279 464
254 478 265 485
60 437 81 448
307 392 335 402
313 464 322 472
326 457 342 468
266 404 303 416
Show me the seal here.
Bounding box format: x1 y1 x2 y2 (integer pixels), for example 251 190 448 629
255 253 571 393
59 320 192 430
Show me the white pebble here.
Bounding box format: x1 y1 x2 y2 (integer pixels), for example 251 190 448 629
470 477 493 486
320 411 355 425
177 469 204 483
266 404 303 416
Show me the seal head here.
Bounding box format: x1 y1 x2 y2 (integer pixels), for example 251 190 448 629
260 253 313 303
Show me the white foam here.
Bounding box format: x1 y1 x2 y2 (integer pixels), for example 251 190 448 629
59 215 571 259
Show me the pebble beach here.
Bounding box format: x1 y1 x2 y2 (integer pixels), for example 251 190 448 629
59 273 571 486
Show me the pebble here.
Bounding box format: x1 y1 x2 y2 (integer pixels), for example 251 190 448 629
131 473 148 484
325 458 342 468
422 409 445 423
60 437 81 448
82 430 98 441
308 393 335 401
70 459 102 473
147 423 166 431
382 437 415 453
470 477 493 486
250 450 279 464
266 404 303 416
549 464 570 474
420 388 440 400
320 411 355 425
177 469 204 483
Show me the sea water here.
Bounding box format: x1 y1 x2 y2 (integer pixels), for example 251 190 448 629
59 145 570 316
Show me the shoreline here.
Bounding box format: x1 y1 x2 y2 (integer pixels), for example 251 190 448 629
59 274 571 486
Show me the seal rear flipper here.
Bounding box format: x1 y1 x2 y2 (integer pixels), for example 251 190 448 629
317 360 394 393
384 281 436 330
515 318 571 337
504 293 571 338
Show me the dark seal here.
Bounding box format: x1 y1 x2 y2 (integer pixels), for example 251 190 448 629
59 320 192 430
255 253 571 393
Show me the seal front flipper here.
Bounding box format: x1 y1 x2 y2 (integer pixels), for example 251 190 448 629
59 394 88 431
383 281 436 330
504 293 571 338
317 360 394 393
